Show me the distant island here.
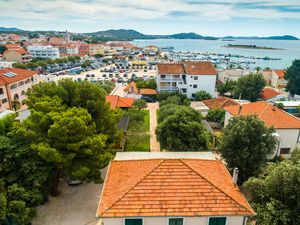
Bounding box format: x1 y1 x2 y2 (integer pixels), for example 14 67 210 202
222 44 284 50
0 27 299 41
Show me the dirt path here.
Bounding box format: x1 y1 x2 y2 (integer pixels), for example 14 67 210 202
147 102 160 152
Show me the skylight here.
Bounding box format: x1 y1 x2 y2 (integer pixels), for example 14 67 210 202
4 72 17 77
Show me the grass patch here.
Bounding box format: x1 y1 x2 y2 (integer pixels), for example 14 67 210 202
127 109 150 133
124 134 150 152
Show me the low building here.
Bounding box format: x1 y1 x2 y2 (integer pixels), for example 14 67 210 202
0 61 13 69
106 95 135 110
0 68 39 112
97 152 255 225
273 101 300 116
224 101 300 158
263 70 287 90
190 101 210 115
218 69 251 83
27 45 60 59
157 61 217 98
203 97 240 110
261 87 288 102
89 44 105 56
3 44 31 63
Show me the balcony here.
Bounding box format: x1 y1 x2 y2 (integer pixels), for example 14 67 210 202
159 86 179 91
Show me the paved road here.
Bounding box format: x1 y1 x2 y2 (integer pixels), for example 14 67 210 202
147 102 160 152
32 168 107 225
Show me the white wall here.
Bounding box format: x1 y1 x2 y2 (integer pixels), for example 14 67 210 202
102 216 245 225
185 75 216 98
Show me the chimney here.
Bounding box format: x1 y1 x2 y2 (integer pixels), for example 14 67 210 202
237 105 242 115
232 168 239 185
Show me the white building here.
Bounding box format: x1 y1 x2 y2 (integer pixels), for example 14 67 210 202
224 101 300 158
0 61 13 69
27 45 60 59
157 61 217 98
218 69 251 83
97 152 255 225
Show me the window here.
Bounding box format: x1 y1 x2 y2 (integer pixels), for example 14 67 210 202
0 88 3 95
18 81 24 86
2 98 8 104
25 79 31 84
209 217 227 225
194 76 198 80
191 93 195 98
169 218 183 225
161 75 166 79
10 84 17 90
193 84 197 88
182 88 187 93
125 219 143 225
280 148 291 155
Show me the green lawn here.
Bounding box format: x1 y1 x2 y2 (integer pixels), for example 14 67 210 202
124 109 150 152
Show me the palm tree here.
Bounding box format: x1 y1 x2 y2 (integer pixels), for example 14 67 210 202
255 66 261 73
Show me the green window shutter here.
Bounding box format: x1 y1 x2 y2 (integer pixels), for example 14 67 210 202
125 219 143 225
209 217 227 225
169 218 183 225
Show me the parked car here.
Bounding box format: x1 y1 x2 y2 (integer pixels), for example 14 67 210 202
141 96 156 103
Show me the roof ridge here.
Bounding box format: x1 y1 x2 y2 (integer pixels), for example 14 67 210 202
179 159 252 214
100 159 164 215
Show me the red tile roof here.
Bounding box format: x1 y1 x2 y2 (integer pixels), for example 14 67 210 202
139 88 157 95
203 97 239 110
106 95 135 110
0 68 37 85
124 81 138 94
158 61 217 75
274 70 285 78
225 101 300 129
97 159 254 218
261 87 284 100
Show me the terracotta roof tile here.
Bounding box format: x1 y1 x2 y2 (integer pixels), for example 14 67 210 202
158 61 217 75
0 68 37 85
203 97 239 110
139 88 157 95
106 95 135 110
274 70 285 78
124 81 138 94
97 159 255 218
261 87 285 100
225 101 300 129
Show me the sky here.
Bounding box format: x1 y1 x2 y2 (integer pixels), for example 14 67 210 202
1 0 300 37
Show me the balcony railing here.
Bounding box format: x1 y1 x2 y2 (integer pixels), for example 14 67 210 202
160 86 179 91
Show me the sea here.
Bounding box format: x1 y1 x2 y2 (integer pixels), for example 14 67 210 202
132 39 300 69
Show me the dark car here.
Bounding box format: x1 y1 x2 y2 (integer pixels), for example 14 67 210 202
141 96 156 103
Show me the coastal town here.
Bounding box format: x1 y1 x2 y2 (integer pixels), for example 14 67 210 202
1 2 300 225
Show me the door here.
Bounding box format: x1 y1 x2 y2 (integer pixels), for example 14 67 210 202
208 217 227 225
125 219 143 225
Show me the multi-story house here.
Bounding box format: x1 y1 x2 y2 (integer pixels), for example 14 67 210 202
263 69 287 90
218 69 251 83
27 45 60 59
78 43 90 57
3 44 31 63
157 61 217 98
89 44 105 56
97 152 255 225
0 68 39 112
224 101 300 158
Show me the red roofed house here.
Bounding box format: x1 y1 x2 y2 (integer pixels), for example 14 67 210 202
157 61 217 98
261 87 287 102
97 152 255 225
0 68 39 112
203 97 240 110
270 70 287 90
3 44 31 63
106 95 135 110
224 101 300 157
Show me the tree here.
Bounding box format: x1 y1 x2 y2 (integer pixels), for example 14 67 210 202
133 99 147 110
11 100 21 111
217 80 237 96
0 114 16 136
244 149 300 225
275 102 284 109
11 80 119 195
206 109 225 124
156 106 210 151
0 45 7 54
94 54 103 58
136 79 157 89
235 73 266 102
219 115 277 184
285 59 300 95
193 90 212 101
159 95 190 108
255 66 261 73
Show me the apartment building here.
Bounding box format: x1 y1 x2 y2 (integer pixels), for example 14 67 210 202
27 45 60 59
0 68 39 112
3 44 31 63
157 61 217 98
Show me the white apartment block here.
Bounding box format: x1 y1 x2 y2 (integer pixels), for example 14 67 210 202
157 61 217 98
27 45 60 59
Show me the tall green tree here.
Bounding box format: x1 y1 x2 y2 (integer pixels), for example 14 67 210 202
193 90 212 101
0 45 7 54
235 73 266 101
244 149 300 225
206 109 226 125
285 59 300 95
217 80 237 96
219 115 277 184
156 106 210 151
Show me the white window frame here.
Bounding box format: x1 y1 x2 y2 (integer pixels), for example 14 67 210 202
168 217 184 225
207 216 228 225
123 218 144 225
